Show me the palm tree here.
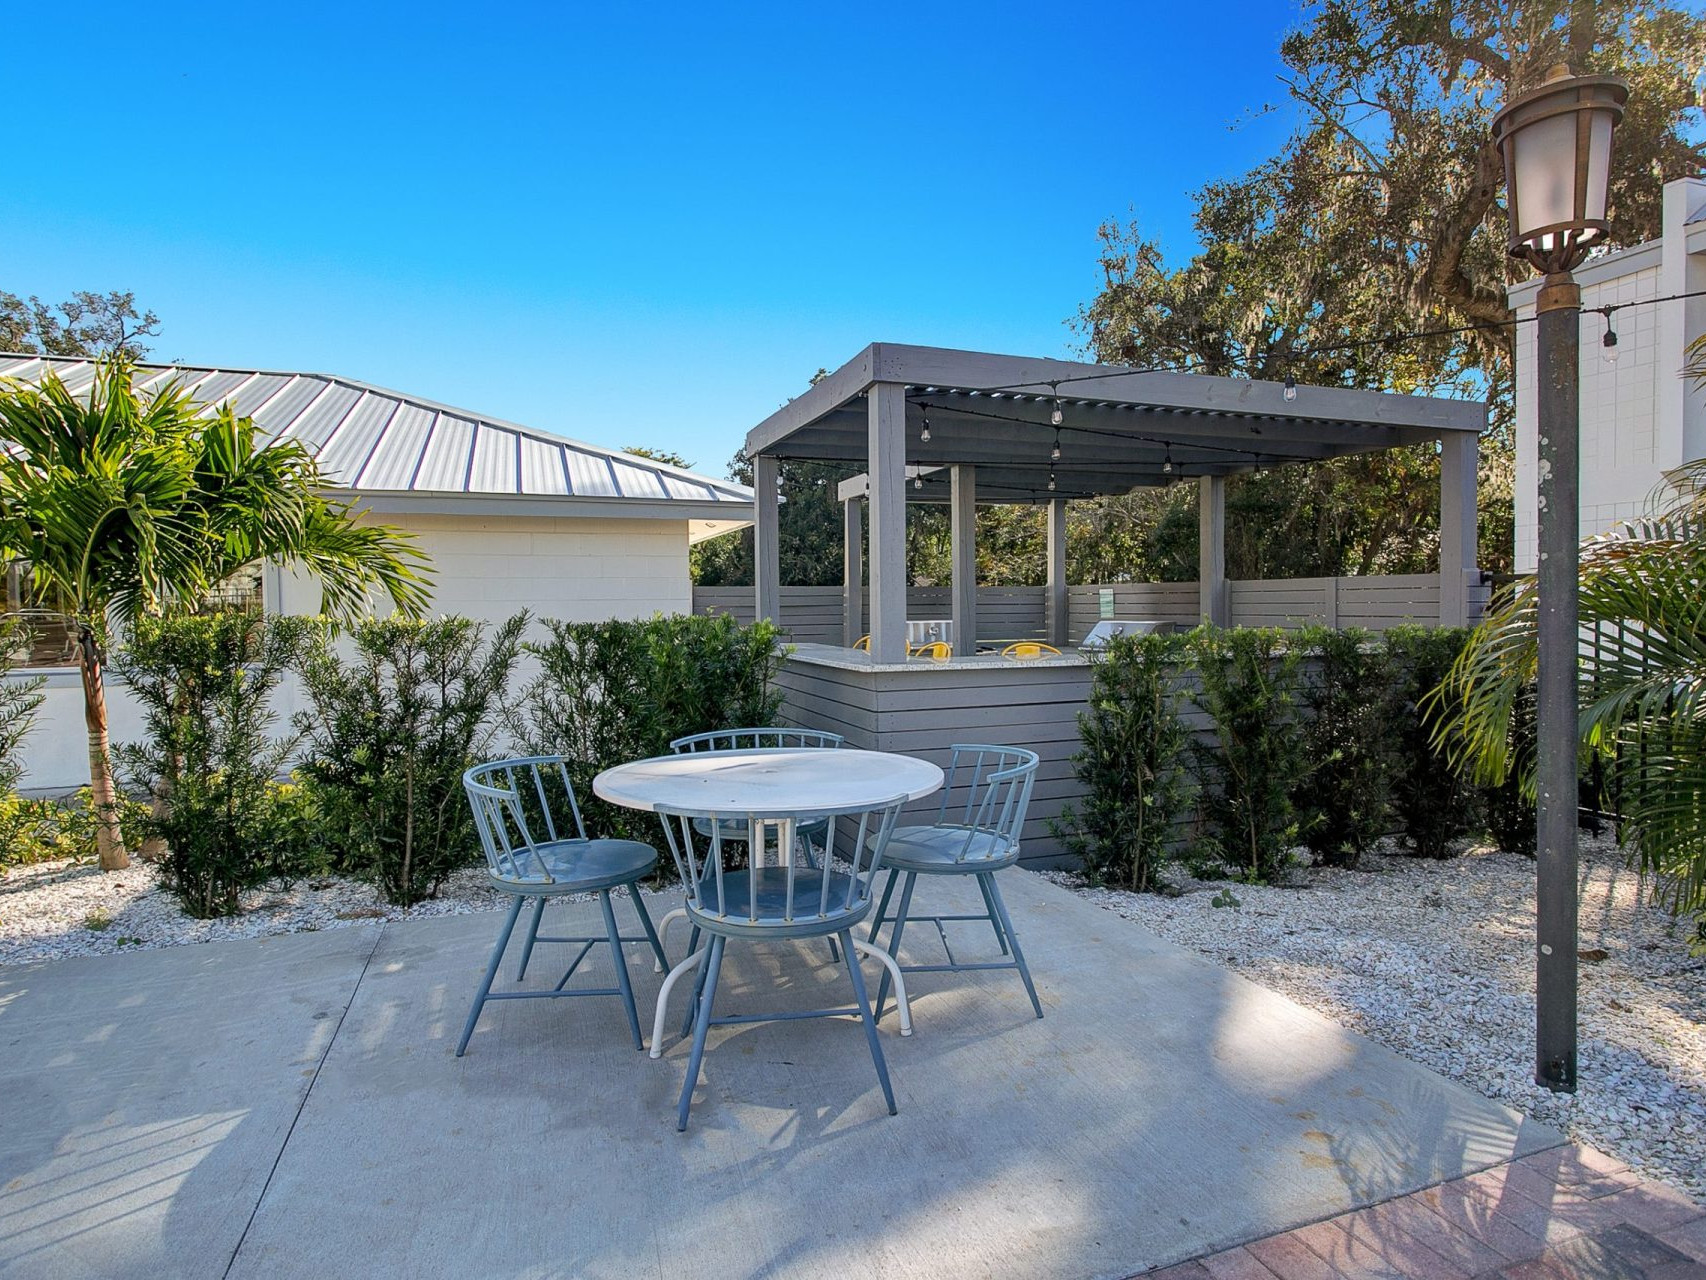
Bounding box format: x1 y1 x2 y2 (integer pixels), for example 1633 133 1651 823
0 358 431 869
1438 444 1706 938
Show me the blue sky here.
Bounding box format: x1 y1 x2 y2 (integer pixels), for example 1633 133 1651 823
6 1 1304 475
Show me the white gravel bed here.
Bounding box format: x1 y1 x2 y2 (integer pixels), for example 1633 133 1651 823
1039 831 1706 1204
0 859 554 967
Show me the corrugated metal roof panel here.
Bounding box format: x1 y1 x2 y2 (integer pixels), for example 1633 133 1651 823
0 353 753 512
316 392 396 486
356 401 432 490
563 446 617 498
518 433 571 496
185 369 256 407
224 373 292 418
413 414 475 492
467 424 519 494
250 375 326 436
283 381 362 454
607 457 668 500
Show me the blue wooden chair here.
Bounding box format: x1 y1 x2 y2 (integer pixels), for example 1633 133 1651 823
456 756 668 1056
652 793 909 1131
867 745 1044 1021
661 727 845 966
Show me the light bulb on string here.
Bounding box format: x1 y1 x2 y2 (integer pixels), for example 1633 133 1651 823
1047 472 1057 492
914 474 923 490
1602 312 1620 364
1049 384 1063 427
920 415 931 443
1283 374 1298 402
1050 429 1061 463
1162 446 1173 475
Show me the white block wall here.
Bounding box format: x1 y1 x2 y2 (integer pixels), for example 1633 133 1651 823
1511 178 1706 572
10 512 694 792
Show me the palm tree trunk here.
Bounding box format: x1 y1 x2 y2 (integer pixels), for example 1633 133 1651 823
77 624 129 871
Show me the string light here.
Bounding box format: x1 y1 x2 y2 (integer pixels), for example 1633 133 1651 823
1050 428 1061 463
914 473 923 489
1047 472 1057 492
953 286 1706 396
1049 383 1063 427
920 415 931 443
1283 373 1297 402
1600 310 1620 364
1162 446 1174 474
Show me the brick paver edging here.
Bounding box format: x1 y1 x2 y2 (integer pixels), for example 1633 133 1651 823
1143 1145 1706 1279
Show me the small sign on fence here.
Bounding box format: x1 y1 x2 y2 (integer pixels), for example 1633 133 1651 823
1099 588 1115 620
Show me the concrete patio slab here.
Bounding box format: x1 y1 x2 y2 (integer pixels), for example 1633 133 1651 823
0 873 1562 1280
0 924 382 1280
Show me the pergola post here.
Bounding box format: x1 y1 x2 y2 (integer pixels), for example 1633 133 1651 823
1045 497 1068 646
950 465 977 656
843 496 863 647
1198 475 1229 626
754 453 781 625
867 382 908 663
1438 432 1479 627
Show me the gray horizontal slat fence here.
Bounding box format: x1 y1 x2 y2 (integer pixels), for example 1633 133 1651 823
694 585 1046 644
699 573 1484 649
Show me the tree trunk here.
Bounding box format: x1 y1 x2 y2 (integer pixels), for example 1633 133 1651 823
78 624 129 871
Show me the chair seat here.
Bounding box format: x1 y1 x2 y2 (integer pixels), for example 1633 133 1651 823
878 824 1019 872
687 867 866 937
489 838 657 895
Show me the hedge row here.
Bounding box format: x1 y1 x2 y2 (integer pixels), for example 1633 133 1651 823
1056 625 1534 890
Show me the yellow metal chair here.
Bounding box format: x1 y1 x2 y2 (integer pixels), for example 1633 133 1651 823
853 635 871 652
1000 642 1061 660
908 641 952 662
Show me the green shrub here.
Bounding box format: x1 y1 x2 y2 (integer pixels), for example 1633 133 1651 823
114 612 310 917
0 790 153 871
508 613 786 843
1386 626 1480 858
0 615 45 797
1294 627 1397 869
1187 626 1306 883
1054 632 1191 891
295 614 527 906
1482 681 1538 857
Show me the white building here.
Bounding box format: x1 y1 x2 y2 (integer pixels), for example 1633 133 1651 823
0 356 752 790
1509 177 1706 571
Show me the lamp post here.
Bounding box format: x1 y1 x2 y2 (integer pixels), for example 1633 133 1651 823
1491 66 1627 1093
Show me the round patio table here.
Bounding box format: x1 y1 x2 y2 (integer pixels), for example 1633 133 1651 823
593 746 944 814
593 747 944 1051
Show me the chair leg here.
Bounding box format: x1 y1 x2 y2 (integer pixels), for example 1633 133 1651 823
873 872 918 1022
677 935 726 1132
681 925 711 1038
984 873 1042 1019
840 929 897 1116
514 895 547 980
628 884 669 971
976 873 1010 955
456 895 525 1057
868 868 900 943
600 889 644 1051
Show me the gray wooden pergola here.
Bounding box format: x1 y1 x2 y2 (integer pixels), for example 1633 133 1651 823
745 343 1485 663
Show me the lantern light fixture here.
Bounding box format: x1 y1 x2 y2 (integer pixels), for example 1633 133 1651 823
1490 66 1628 275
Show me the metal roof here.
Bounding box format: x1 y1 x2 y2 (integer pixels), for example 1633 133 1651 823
748 343 1486 502
0 354 753 534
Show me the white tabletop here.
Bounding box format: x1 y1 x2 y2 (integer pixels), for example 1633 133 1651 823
593 748 943 816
